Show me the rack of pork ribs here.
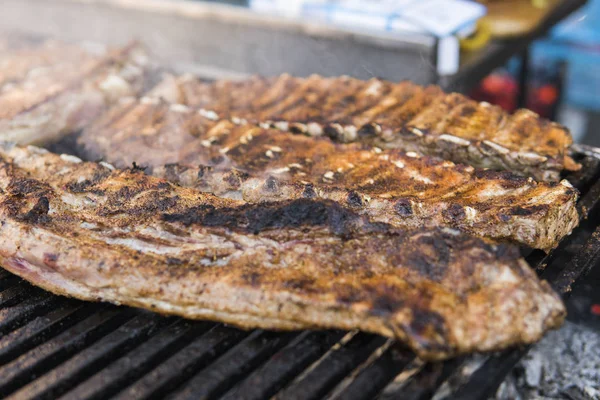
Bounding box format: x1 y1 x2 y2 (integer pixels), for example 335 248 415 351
0 40 594 397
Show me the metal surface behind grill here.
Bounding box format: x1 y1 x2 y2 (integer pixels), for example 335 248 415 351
1 148 600 400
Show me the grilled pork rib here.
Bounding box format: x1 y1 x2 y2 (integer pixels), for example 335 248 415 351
0 144 565 360
154 74 578 181
0 38 151 145
77 99 579 251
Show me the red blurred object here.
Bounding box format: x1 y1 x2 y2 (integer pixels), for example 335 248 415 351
528 84 559 117
470 67 562 119
591 304 600 316
537 84 558 105
470 73 518 112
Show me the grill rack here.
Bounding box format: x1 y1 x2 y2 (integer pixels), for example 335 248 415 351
1 147 599 400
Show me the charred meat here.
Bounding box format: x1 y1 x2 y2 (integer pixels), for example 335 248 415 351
77 99 579 251
0 143 565 360
152 74 578 181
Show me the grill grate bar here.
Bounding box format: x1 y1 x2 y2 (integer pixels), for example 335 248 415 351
450 348 529 400
275 333 387 400
577 175 600 219
0 283 37 308
171 330 297 400
112 324 248 400
0 269 12 280
221 331 347 400
0 293 59 336
551 225 600 294
330 344 414 400
9 312 168 400
63 319 213 400
0 275 22 291
565 156 600 192
0 301 86 365
381 358 465 400
0 307 126 397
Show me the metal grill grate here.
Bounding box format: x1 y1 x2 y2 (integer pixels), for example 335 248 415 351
1 148 600 400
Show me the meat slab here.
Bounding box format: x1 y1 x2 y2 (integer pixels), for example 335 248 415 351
0 36 152 145
76 99 579 251
0 143 565 360
150 74 579 181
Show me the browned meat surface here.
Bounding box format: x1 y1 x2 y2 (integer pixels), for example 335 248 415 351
0 143 566 360
0 38 152 145
77 99 579 251
151 74 578 181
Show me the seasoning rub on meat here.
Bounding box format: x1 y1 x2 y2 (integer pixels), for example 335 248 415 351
0 143 565 360
76 99 579 251
153 74 579 181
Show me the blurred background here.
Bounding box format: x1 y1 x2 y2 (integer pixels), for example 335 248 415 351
0 0 600 146
221 0 600 146
3 0 600 148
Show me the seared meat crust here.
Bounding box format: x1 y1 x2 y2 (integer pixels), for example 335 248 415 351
0 144 565 360
0 38 151 145
154 74 578 181
77 100 579 251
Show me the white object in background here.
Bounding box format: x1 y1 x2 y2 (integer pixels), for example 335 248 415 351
558 105 589 143
302 0 416 31
389 17 426 34
250 0 309 17
436 35 460 76
252 0 485 38
328 8 391 32
249 0 274 13
400 0 486 37
250 0 483 76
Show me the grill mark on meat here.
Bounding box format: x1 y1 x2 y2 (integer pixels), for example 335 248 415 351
443 204 466 222
6 177 51 196
255 75 329 120
161 198 384 236
405 235 451 282
351 81 417 127
394 199 413 217
278 82 339 122
264 176 279 192
367 85 428 129
346 191 363 208
330 79 395 124
0 145 567 360
473 169 529 188
406 308 449 353
66 170 112 193
76 105 580 251
160 75 578 180
19 196 51 224
304 78 367 124
302 183 317 199
248 74 298 112
510 205 549 216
